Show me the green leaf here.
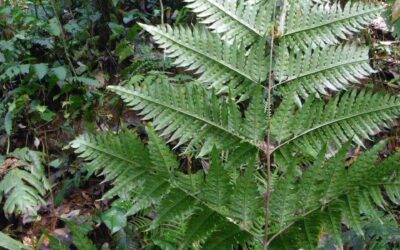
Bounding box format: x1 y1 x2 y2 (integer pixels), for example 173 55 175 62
33 63 49 80
51 66 68 81
65 221 97 250
228 158 261 229
203 222 251 250
139 24 267 97
182 207 223 247
283 1 383 49
183 0 274 44
202 147 231 209
0 232 30 250
101 208 127 234
115 40 134 63
275 91 400 157
48 17 62 37
322 205 343 247
341 194 363 236
69 77 103 87
146 125 179 174
243 86 267 142
152 188 196 228
108 77 260 157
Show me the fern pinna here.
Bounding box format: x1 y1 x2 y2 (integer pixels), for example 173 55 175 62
71 0 400 249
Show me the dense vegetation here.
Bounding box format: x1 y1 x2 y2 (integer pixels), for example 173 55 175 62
0 0 400 249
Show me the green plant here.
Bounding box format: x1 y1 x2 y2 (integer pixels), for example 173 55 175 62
71 0 400 249
0 148 50 216
0 232 31 250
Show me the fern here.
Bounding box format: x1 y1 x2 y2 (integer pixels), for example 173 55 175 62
282 1 384 49
0 232 31 250
0 148 50 216
71 126 259 248
272 90 400 156
270 143 400 248
64 221 97 250
139 24 268 98
275 43 376 98
184 0 274 44
108 78 264 157
71 0 400 249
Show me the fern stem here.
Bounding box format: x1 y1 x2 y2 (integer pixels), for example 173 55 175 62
159 0 164 25
264 1 278 249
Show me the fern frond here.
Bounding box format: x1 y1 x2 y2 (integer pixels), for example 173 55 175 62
71 131 151 197
65 221 97 250
275 44 376 98
322 205 343 246
108 80 261 157
283 1 384 49
202 148 232 209
273 91 400 157
203 221 253 250
0 149 50 215
71 128 259 246
184 0 273 44
270 166 300 229
0 232 31 250
147 125 179 175
270 142 400 248
228 157 261 229
139 24 268 97
243 86 268 142
152 188 197 228
182 207 224 247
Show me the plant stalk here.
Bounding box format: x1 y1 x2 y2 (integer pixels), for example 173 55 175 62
264 1 278 249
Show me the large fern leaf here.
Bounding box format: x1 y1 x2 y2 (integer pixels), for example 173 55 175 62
0 148 50 215
108 79 261 157
71 127 258 247
71 131 152 198
275 43 376 98
184 0 273 44
272 91 400 156
140 24 268 97
282 1 384 49
269 143 400 248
